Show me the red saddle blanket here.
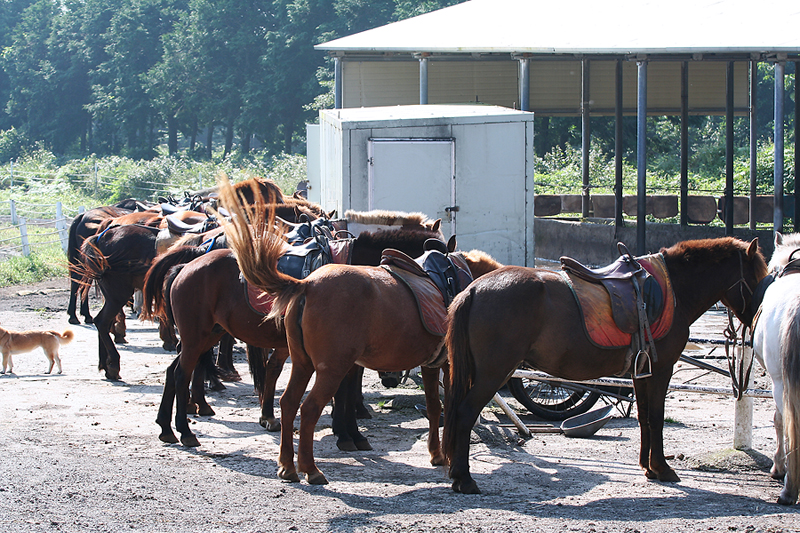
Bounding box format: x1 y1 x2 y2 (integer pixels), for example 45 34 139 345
243 239 355 316
381 264 448 336
563 253 675 349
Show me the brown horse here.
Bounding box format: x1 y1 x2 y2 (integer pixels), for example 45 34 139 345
442 237 768 494
146 222 447 447
220 180 502 485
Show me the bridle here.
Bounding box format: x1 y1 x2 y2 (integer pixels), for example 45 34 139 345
724 250 754 319
723 250 756 400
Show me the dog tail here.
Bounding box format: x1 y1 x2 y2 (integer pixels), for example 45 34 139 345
59 330 75 344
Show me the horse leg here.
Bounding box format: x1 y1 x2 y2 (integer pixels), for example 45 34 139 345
277 360 314 482
635 369 680 482
296 367 351 485
158 319 178 352
354 366 371 419
771 406 787 480
332 366 371 452
112 310 127 344
216 333 241 382
94 301 124 381
259 347 288 431
447 383 499 494
189 349 216 417
156 356 180 444
174 357 201 447
67 274 85 325
421 366 445 465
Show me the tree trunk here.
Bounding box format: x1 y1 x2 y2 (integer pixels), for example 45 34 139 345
240 131 251 154
223 118 235 158
167 114 178 155
206 124 213 160
283 122 293 153
189 117 197 152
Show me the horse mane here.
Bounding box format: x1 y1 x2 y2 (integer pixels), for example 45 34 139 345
344 209 432 227
460 249 503 278
354 227 440 247
232 176 286 204
769 232 800 271
662 237 768 282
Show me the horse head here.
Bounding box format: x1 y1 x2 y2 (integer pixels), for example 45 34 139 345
719 237 768 327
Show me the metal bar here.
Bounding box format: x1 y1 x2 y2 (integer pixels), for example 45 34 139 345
679 354 730 378
512 369 773 399
774 60 785 233
725 61 735 235
581 58 591 218
680 61 689 226
334 57 343 109
615 58 624 228
519 57 530 112
419 55 429 105
795 60 800 232
636 59 648 255
492 392 531 437
750 59 758 230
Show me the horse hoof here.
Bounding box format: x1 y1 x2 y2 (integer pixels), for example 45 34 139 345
219 370 242 382
277 467 300 482
430 453 446 466
336 440 358 452
260 417 280 432
197 406 215 417
114 337 127 344
306 471 328 485
162 343 177 352
452 479 481 494
209 381 226 392
777 491 797 506
105 371 121 381
187 403 198 415
770 466 786 480
657 469 680 482
355 403 372 420
180 435 201 447
84 318 93 325
159 432 179 444
354 439 372 451
68 317 80 325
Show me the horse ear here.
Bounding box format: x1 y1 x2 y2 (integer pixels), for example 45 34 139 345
746 238 759 260
327 209 337 219
447 235 457 253
431 219 441 232
775 232 784 246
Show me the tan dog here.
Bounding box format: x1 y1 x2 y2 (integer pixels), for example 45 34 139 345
0 325 74 375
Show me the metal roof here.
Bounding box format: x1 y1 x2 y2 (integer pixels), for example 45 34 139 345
316 0 800 57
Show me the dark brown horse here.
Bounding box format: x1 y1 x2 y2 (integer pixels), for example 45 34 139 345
221 181 503 485
66 199 145 325
442 237 768 494
146 222 446 448
78 223 161 380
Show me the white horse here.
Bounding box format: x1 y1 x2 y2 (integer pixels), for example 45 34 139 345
753 232 800 505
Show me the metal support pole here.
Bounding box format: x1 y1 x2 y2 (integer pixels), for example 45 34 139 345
734 345 754 449
334 56 343 109
725 61 735 235
581 58 591 218
10 199 16 225
636 60 648 255
680 61 689 227
615 58 624 228
795 61 800 232
419 55 429 105
56 201 68 254
774 61 785 233
519 57 530 112
750 60 758 230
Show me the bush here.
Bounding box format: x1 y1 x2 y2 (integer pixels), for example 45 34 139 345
0 127 30 163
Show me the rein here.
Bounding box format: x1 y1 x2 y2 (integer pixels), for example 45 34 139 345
723 250 756 400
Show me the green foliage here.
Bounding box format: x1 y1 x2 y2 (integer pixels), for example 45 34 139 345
0 250 67 286
0 127 29 161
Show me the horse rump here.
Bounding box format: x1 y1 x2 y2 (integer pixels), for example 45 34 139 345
779 295 800 505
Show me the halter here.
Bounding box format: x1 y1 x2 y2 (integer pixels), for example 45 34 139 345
722 249 759 400
724 250 754 319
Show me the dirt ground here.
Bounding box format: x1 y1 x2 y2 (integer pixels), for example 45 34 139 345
0 277 798 532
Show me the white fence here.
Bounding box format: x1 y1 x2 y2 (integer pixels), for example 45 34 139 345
0 199 82 258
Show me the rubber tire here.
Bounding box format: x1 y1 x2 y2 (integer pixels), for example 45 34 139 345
507 377 601 421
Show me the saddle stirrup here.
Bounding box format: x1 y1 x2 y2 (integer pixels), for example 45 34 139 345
634 349 653 380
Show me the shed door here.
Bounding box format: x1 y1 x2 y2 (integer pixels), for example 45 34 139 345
368 139 455 237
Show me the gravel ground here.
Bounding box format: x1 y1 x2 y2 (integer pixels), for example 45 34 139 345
0 277 798 532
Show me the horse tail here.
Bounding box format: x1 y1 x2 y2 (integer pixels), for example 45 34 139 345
781 297 800 503
218 175 305 324
141 245 206 322
162 262 188 330
246 345 270 405
443 287 476 464
67 212 85 268
77 234 109 298
197 348 220 388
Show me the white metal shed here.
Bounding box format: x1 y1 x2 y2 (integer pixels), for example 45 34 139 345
309 104 535 266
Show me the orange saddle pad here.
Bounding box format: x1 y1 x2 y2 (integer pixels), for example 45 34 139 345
563 253 675 349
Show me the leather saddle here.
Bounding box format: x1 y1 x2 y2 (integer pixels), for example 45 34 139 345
165 213 219 235
561 243 663 334
380 237 472 336
281 215 337 245
277 226 334 279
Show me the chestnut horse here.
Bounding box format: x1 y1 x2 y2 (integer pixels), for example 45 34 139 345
147 223 446 448
442 237 768 494
220 180 502 485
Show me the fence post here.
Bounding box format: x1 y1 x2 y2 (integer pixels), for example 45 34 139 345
10 199 17 225
733 344 754 449
94 162 98 199
9 160 12 187
56 201 69 254
19 217 30 257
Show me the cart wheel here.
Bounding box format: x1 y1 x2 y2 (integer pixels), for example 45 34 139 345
507 377 601 421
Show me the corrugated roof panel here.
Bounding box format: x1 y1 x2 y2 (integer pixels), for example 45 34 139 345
318 0 800 55
342 61 419 108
